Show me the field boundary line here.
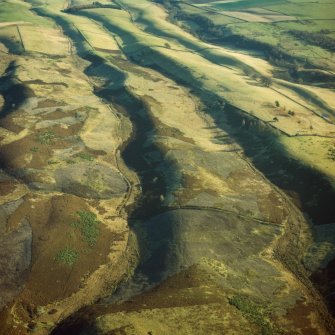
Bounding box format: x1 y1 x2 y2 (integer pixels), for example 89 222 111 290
16 25 25 52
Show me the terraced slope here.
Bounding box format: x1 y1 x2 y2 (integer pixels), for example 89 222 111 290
0 0 334 334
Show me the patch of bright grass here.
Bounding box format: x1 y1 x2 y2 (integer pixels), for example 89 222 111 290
75 152 94 161
229 295 282 335
35 131 55 145
30 146 39 152
72 211 100 247
55 247 78 266
0 2 52 26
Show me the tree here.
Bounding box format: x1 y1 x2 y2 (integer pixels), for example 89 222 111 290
260 76 272 87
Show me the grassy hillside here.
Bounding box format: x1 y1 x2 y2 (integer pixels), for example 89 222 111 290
168 0 335 76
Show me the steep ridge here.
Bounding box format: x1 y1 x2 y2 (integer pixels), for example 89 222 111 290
78 0 335 232
0 3 136 333
39 4 335 335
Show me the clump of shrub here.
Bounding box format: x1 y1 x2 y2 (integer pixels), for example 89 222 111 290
75 152 94 161
55 247 78 266
288 29 335 52
72 211 100 247
35 131 55 145
30 146 39 152
229 295 282 335
260 76 272 87
328 146 335 161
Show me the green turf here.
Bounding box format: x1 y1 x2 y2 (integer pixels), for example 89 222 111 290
178 3 242 25
275 20 335 33
185 0 335 70
72 211 101 247
227 21 333 67
55 247 79 266
0 1 52 26
267 3 335 20
210 0 285 11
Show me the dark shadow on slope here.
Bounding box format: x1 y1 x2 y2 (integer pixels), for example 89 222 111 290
0 36 24 54
33 7 183 326
32 7 179 220
0 61 35 119
221 104 335 225
126 44 335 226
68 0 335 245
33 6 335 334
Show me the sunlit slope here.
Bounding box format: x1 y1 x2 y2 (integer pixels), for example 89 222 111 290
73 0 335 182
0 1 134 333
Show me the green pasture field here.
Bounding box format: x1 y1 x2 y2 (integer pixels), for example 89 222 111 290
184 0 335 71
178 3 243 25
0 0 52 26
210 0 285 11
